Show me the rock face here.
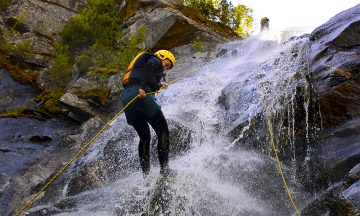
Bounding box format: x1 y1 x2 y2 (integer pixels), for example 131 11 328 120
0 0 235 214
217 4 360 215
309 4 360 127
65 118 193 196
302 5 360 214
3 0 87 67
0 116 80 216
123 0 236 50
0 69 36 112
4 1 360 216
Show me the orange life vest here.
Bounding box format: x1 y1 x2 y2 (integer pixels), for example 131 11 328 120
122 52 145 85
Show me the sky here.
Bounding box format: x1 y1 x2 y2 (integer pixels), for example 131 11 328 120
230 0 359 34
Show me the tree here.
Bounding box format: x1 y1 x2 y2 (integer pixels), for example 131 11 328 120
219 0 230 25
231 4 253 37
183 0 253 37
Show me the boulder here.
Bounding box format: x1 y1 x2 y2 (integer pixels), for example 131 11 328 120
66 160 107 196
107 73 123 98
66 116 103 146
59 92 97 122
123 1 235 51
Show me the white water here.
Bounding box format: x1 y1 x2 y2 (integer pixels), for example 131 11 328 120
30 30 314 216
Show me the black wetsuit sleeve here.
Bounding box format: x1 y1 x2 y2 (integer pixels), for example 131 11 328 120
140 58 163 91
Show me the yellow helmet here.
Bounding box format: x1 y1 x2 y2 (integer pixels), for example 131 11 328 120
155 50 176 68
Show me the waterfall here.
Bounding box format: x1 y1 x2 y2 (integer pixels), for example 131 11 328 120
28 30 317 216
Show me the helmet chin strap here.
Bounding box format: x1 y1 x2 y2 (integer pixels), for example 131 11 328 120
162 73 167 82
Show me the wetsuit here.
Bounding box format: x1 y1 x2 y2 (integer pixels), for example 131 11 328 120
260 18 269 32
120 53 169 175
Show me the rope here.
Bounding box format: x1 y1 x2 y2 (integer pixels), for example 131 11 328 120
256 65 301 216
15 51 232 216
15 95 139 216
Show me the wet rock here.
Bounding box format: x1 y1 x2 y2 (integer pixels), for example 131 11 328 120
314 118 360 184
0 116 80 215
300 181 357 216
342 180 360 212
29 135 52 143
24 205 63 216
66 116 104 145
349 164 360 180
309 4 360 127
0 173 10 196
167 42 221 82
150 119 194 162
78 116 104 141
301 164 360 216
67 160 107 196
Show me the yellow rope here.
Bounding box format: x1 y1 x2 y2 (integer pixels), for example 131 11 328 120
15 95 139 216
15 52 232 215
257 66 301 216
16 52 300 216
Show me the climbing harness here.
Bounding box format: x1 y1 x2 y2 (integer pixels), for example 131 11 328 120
256 65 301 216
15 50 232 216
16 49 301 216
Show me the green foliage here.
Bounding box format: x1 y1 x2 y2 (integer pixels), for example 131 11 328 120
86 25 147 78
40 0 147 115
75 88 111 105
0 106 45 120
48 44 73 89
115 25 147 71
55 0 146 78
43 99 63 115
4 40 33 56
184 0 219 20
231 5 253 37
193 36 204 52
59 0 123 52
50 0 126 88
0 14 34 56
0 0 9 12
183 0 253 37
34 88 65 115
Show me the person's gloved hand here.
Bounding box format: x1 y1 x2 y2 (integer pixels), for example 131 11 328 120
161 82 169 89
138 88 146 98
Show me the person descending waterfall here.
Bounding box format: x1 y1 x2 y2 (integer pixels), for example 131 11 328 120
260 17 270 32
121 50 176 178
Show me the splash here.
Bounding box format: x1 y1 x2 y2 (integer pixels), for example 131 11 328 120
27 30 315 215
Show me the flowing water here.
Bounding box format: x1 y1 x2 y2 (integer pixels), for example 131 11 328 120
28 30 314 216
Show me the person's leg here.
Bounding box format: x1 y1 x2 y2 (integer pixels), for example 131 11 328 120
148 110 170 173
131 120 151 176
